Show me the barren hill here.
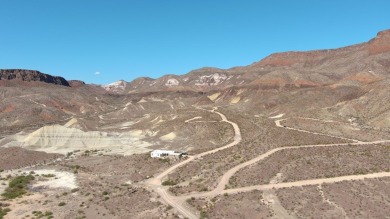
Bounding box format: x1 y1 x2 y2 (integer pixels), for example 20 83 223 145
98 30 389 94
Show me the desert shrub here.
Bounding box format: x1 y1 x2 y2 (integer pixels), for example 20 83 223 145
0 207 11 219
41 174 55 178
58 202 66 206
200 211 208 219
1 175 34 199
162 180 177 186
165 205 173 211
32 210 53 219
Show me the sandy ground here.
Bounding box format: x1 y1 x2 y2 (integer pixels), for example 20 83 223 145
263 174 294 219
230 96 241 104
207 93 220 101
269 113 285 119
184 116 202 123
160 132 176 141
0 178 7 194
31 169 77 189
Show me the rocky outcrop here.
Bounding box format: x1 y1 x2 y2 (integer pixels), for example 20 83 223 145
68 80 86 87
368 30 390 55
102 80 128 93
254 50 334 67
0 69 69 86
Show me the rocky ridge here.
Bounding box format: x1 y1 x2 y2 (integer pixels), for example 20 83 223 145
0 69 70 86
102 29 390 94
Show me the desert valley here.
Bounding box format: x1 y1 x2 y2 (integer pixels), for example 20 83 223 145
1 30 390 219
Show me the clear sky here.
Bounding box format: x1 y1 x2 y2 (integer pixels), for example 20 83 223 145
0 0 389 84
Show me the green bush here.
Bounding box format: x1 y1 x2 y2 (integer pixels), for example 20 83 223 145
161 180 177 186
41 174 56 178
58 202 66 206
0 207 11 219
200 210 208 219
32 210 53 219
1 175 34 199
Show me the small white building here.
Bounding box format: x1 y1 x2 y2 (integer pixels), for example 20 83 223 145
150 150 186 158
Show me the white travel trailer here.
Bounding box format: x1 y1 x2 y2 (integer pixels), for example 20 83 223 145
150 150 186 158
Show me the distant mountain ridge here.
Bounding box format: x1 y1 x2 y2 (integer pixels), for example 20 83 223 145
1 29 389 93
102 29 390 94
0 69 70 86
1 29 390 131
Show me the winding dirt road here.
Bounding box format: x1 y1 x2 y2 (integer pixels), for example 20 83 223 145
222 172 390 194
145 108 242 219
275 119 363 143
143 110 390 219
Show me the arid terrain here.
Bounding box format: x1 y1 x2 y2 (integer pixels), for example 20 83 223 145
1 30 390 219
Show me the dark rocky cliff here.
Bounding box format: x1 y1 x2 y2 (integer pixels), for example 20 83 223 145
0 69 69 86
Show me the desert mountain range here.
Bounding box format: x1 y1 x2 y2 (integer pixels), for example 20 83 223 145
1 30 390 219
1 29 390 131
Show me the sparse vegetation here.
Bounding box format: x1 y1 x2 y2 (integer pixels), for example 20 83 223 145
0 207 11 219
0 81 390 219
200 210 208 219
230 144 390 188
162 179 177 186
32 210 53 219
41 174 56 178
1 175 34 199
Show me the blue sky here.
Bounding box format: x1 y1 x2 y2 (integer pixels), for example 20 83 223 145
0 0 389 84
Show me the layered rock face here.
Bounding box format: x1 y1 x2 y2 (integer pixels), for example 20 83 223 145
0 69 70 86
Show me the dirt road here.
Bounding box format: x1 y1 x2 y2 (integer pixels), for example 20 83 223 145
222 172 390 194
158 188 198 219
143 111 390 218
275 119 363 143
145 108 242 219
180 140 390 199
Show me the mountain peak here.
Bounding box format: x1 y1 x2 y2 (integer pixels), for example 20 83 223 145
368 29 390 55
376 29 390 38
102 80 128 93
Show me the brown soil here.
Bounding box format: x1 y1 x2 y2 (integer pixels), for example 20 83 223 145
168 110 350 195
230 144 390 188
275 177 390 218
188 191 272 219
0 147 62 170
